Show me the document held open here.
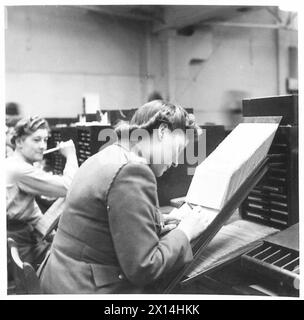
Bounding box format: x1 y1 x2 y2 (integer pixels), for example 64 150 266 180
186 121 280 210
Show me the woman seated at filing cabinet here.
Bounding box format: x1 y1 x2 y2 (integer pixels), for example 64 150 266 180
40 100 210 294
6 116 78 269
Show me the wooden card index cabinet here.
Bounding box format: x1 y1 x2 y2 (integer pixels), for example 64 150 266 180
44 126 78 175
45 125 113 172
76 125 114 165
173 222 299 297
241 223 299 296
240 95 298 229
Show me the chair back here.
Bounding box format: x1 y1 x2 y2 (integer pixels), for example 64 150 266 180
7 238 42 294
34 197 66 239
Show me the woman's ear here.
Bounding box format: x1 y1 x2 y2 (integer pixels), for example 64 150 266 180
157 123 168 140
14 137 23 149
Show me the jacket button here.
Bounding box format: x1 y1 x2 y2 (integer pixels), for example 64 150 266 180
107 205 110 211
118 274 124 280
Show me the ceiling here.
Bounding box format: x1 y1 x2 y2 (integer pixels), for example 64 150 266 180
73 5 297 35
76 5 278 32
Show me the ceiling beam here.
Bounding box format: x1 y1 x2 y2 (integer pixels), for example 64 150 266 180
199 21 281 29
152 5 271 33
75 5 163 23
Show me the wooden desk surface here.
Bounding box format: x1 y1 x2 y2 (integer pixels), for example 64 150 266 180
264 223 299 251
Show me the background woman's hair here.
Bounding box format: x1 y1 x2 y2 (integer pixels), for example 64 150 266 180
115 100 200 138
6 102 20 116
11 116 49 145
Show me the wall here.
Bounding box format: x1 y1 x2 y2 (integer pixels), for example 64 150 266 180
176 24 278 126
5 6 298 127
5 6 148 117
150 8 298 127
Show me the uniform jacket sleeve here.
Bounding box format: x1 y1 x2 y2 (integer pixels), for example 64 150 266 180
107 162 193 286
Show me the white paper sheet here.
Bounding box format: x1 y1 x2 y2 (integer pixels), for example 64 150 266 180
186 122 279 210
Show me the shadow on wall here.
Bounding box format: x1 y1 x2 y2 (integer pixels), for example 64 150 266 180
220 90 250 130
147 91 163 102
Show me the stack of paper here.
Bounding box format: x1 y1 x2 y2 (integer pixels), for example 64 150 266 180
186 122 279 210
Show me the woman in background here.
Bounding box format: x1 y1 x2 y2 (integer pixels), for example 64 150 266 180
6 116 78 269
5 102 21 157
6 125 16 157
40 100 209 294
5 117 21 157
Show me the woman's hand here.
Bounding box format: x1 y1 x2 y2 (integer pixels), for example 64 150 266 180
165 203 193 223
161 204 216 239
160 221 177 234
58 140 76 158
176 206 214 242
160 204 190 235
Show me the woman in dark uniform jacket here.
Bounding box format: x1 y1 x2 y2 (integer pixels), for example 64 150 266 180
40 100 208 293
